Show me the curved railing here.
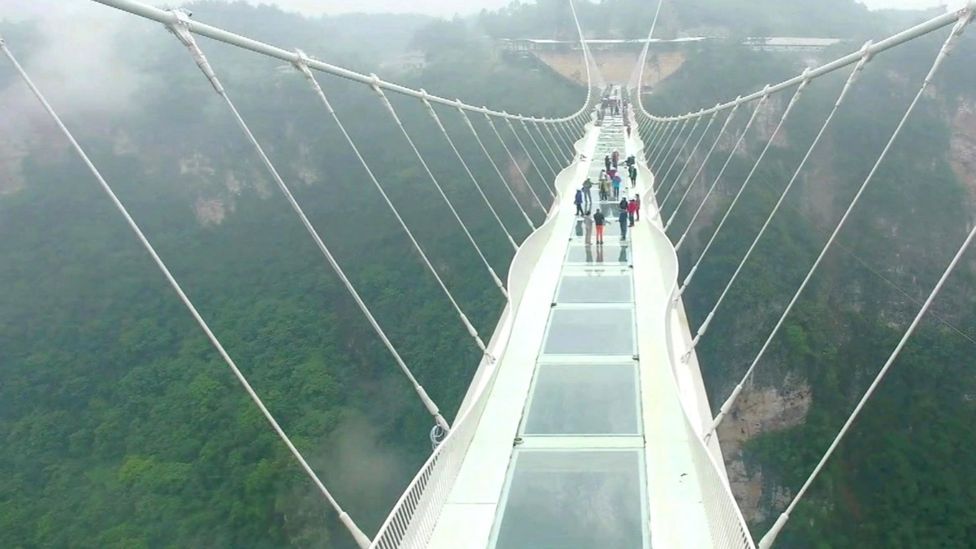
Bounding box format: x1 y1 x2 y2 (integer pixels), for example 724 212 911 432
370 116 597 549
632 135 756 548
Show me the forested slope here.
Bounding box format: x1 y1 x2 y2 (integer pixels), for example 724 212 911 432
0 3 583 547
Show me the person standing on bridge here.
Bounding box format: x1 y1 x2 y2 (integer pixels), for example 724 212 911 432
612 173 622 200
604 154 612 173
574 188 584 217
612 150 620 169
635 194 642 222
598 170 610 201
593 209 606 245
629 164 638 187
618 201 629 241
628 198 637 227
582 177 594 214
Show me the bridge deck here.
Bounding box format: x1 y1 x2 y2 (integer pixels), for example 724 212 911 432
426 114 719 548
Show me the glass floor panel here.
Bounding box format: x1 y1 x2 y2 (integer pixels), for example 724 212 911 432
557 273 632 303
523 363 640 435
492 450 647 549
566 243 631 265
543 307 634 356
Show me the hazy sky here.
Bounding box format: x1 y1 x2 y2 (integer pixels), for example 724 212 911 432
0 0 969 21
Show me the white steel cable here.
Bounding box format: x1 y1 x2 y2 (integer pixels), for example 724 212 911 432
634 0 665 119
636 1 970 121
305 70 493 356
658 111 719 207
518 118 559 180
0 36 373 549
543 122 570 163
676 79 808 252
759 170 976 549
90 0 593 124
652 118 690 171
484 113 547 213
676 76 814 298
707 18 971 443
163 13 452 434
660 102 740 219
644 120 669 163
422 96 520 251
666 93 769 230
656 113 704 197
557 121 577 156
458 106 537 230
504 116 556 198
366 81 510 299
532 119 565 169
685 53 871 363
649 120 679 166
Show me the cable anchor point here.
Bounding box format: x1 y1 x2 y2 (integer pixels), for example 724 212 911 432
167 9 224 94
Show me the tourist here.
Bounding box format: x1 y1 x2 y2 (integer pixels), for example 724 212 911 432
574 188 584 216
629 164 638 187
582 178 594 214
628 198 637 227
635 195 641 222
612 150 620 168
598 170 610 201
612 174 622 199
604 154 612 173
594 209 606 245
618 203 629 241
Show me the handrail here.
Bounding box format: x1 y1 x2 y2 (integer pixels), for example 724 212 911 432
637 3 974 121
88 0 599 124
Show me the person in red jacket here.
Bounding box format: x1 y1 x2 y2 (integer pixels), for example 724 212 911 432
635 195 641 222
627 198 637 227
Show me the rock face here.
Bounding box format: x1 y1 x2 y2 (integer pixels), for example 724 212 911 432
719 378 812 524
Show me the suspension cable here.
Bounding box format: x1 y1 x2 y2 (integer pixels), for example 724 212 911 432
677 80 808 252
653 118 691 171
421 96 520 251
532 119 565 169
683 55 871 350
0 35 374 549
484 113 547 213
676 76 813 299
365 80 510 298
503 116 556 197
457 106 537 230
649 120 680 166
660 101 740 220
707 19 970 444
658 111 719 207
518 118 559 180
665 92 768 231
543 122 570 163
644 121 668 163
89 0 593 124
656 113 704 198
164 13 452 437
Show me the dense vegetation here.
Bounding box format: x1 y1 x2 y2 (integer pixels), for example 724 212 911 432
648 12 976 549
0 3 582 547
3 0 975 547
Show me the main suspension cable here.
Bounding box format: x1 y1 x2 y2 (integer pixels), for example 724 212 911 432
708 19 970 445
